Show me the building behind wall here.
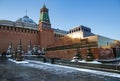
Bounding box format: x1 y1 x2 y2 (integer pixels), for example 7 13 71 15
46 25 120 60
0 4 120 60
0 5 67 54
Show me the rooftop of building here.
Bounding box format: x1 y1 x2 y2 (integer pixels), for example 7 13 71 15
0 15 68 35
0 15 38 30
53 28 68 35
69 25 91 33
16 15 37 25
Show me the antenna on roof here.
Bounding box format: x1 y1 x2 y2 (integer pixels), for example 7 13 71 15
25 9 27 16
43 0 45 4
43 0 47 6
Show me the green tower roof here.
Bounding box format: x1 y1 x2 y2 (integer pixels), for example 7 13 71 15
43 4 46 8
39 5 50 24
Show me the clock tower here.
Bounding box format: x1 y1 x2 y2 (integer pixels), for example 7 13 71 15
38 4 54 48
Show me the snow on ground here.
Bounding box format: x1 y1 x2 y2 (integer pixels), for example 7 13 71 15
71 59 102 64
21 60 76 75
8 59 29 64
24 55 37 56
18 60 120 78
6 55 12 58
78 60 102 64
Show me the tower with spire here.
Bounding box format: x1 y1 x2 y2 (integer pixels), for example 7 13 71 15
38 4 51 30
38 4 54 48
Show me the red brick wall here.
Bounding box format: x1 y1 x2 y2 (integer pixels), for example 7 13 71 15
46 49 76 60
0 26 39 53
39 28 54 48
46 47 99 60
38 22 54 48
92 48 99 59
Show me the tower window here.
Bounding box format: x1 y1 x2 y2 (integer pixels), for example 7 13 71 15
14 28 16 31
75 29 77 32
37 31 38 34
34 31 35 33
21 29 23 32
3 27 5 30
31 30 33 33
1 26 3 29
7 27 9 30
11 27 13 30
79 28 80 31
0 26 2 29
29 30 31 33
72 30 73 33
28 30 30 33
17 28 19 31
25 29 26 33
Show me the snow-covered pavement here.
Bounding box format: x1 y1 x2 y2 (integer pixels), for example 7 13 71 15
8 59 29 64
20 60 120 78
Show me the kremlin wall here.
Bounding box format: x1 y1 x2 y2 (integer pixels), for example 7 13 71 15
0 5 120 60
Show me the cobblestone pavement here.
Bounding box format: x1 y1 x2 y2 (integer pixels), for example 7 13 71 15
0 58 120 81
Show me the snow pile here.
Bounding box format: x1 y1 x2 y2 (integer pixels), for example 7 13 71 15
78 60 102 64
20 60 120 78
8 59 29 64
71 59 79 62
6 55 12 58
71 59 101 64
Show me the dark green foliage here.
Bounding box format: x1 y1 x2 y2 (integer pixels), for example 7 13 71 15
75 48 82 60
12 40 24 61
86 47 94 61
